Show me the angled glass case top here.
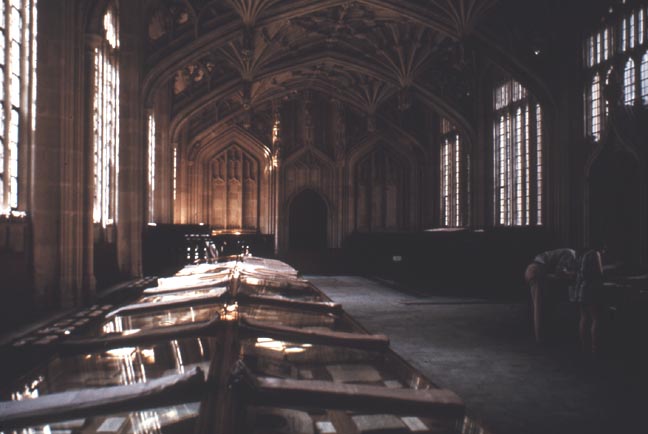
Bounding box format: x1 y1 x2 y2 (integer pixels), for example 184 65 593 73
238 304 360 333
242 406 463 434
136 286 228 305
149 270 231 294
239 338 432 391
3 337 215 400
0 401 203 434
174 260 238 276
238 281 329 303
100 304 222 335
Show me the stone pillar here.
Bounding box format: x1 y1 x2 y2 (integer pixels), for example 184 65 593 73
424 111 439 228
33 0 94 309
332 99 346 247
471 73 490 228
57 27 98 307
31 0 65 308
152 87 173 223
116 0 144 278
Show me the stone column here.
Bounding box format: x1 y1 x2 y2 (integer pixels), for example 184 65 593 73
471 73 490 228
116 0 144 278
332 99 346 247
31 0 65 308
153 87 173 224
57 25 98 307
33 0 93 309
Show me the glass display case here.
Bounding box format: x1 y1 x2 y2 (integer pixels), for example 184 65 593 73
1 401 203 434
1 257 486 434
2 337 215 400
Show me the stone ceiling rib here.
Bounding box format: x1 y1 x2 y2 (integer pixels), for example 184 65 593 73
148 0 509 148
142 0 470 102
169 51 397 139
143 0 350 104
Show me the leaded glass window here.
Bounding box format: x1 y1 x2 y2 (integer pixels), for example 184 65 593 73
493 80 543 226
92 1 120 227
440 119 463 227
584 3 648 140
147 113 155 222
0 0 36 213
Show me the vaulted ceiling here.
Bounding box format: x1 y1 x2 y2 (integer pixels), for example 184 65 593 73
141 0 598 146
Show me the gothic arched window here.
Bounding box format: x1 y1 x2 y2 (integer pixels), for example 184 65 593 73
0 0 37 214
439 119 464 227
584 3 648 138
641 53 648 103
585 73 603 141
92 1 120 227
624 58 636 105
493 79 543 226
147 113 155 222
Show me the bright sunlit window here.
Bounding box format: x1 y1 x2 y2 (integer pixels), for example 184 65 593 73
147 113 155 222
0 0 37 214
493 80 543 226
440 119 463 227
93 1 120 227
624 58 636 105
585 3 648 140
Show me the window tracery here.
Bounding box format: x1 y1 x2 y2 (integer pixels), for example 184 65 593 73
440 118 463 227
147 113 155 223
0 0 36 213
92 1 120 227
584 2 648 140
493 79 542 226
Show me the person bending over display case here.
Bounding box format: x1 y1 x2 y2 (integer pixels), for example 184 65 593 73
524 248 576 343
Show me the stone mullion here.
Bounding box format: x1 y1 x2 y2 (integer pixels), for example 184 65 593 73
332 99 345 247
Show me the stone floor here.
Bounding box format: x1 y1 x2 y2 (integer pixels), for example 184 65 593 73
308 275 648 434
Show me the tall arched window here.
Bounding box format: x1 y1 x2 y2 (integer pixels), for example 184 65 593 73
585 3 648 133
0 0 37 214
585 73 603 140
641 53 648 103
93 1 120 227
624 58 635 105
440 118 463 227
147 113 155 222
493 79 543 226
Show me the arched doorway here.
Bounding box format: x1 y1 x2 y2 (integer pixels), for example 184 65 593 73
289 190 327 249
589 149 642 270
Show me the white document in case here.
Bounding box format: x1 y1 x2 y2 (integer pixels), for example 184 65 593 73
315 420 337 434
351 414 405 432
383 379 403 388
325 364 382 383
96 416 126 432
401 416 429 432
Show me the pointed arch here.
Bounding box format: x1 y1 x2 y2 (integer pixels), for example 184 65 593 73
348 134 421 233
287 189 329 249
175 125 272 231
